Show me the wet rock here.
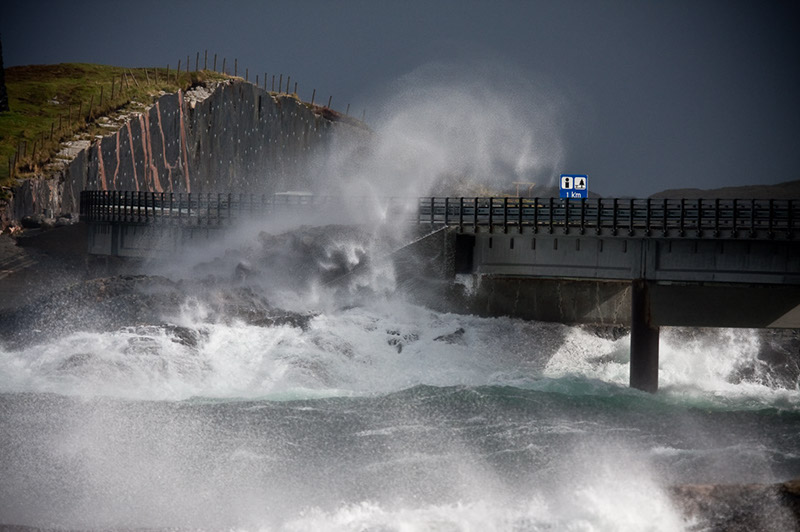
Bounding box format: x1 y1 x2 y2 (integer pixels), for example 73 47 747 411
387 329 420 353
669 479 800 531
583 325 629 341
434 328 466 345
20 214 44 228
162 324 205 348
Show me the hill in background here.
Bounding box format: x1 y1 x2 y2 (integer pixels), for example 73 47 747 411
650 180 800 200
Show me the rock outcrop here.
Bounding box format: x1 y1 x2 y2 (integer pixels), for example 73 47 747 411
3 80 369 227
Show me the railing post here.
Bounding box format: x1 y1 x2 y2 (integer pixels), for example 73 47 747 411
714 198 720 237
732 199 738 238
579 198 586 235
548 197 554 234
489 197 494 234
430 197 435 226
768 199 774 238
459 197 464 232
628 198 634 236
662 198 668 237
533 197 539 234
679 198 685 237
503 196 508 234
564 198 569 235
612 198 618 236
696 198 703 237
596 197 602 235
518 197 523 234
644 198 651 236
444 197 450 226
473 197 479 233
750 198 755 238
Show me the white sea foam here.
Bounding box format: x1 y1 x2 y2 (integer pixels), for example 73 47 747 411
1 296 796 410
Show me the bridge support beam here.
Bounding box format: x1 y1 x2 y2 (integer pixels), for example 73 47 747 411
630 279 659 393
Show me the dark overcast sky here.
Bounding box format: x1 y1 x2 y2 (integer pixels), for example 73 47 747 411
2 0 798 197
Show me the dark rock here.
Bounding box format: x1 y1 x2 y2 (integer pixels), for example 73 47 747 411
669 479 800 531
20 214 44 229
387 329 420 353
162 324 205 348
434 328 467 345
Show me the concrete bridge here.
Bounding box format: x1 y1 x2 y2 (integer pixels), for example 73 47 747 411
80 191 800 392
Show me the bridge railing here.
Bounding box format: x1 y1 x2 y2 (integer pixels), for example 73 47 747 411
79 190 418 226
80 192 798 239
416 197 798 239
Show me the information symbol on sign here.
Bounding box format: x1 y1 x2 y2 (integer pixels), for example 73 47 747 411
560 173 589 199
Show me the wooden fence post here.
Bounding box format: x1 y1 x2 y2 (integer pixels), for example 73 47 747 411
222 58 226 74
311 89 315 105
327 95 332 108
213 54 217 72
195 52 199 71
294 82 297 95
234 58 238 77
204 50 208 70
272 75 275 91
278 74 282 93
286 76 290 93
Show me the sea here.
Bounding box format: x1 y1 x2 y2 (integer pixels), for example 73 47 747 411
0 222 798 531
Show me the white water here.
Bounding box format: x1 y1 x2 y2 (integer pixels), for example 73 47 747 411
1 296 793 406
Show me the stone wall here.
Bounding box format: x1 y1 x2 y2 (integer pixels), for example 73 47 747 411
4 80 368 225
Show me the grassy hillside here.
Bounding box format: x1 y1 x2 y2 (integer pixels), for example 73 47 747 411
0 63 230 192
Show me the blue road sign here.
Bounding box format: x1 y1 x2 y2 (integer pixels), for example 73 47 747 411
560 174 588 199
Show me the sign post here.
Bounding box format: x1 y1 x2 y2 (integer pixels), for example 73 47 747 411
560 174 588 199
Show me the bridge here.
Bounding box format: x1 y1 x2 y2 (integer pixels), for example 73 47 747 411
80 191 800 392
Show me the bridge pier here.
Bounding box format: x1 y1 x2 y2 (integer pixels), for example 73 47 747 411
630 279 659 393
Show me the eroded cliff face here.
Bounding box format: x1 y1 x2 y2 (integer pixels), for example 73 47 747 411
4 80 368 225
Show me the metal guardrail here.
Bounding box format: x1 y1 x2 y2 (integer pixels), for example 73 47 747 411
79 190 399 226
417 197 798 239
80 191 798 239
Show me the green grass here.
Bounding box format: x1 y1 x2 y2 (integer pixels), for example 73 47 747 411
0 63 231 189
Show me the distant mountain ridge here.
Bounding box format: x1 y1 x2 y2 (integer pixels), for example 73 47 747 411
650 180 800 199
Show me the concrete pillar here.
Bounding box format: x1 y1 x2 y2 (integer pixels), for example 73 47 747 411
630 279 659 392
